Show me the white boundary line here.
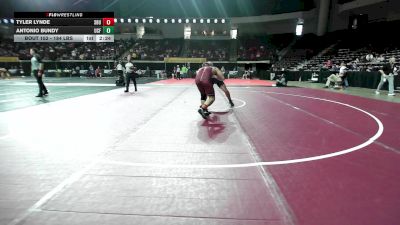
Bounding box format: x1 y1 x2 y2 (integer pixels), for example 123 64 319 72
232 97 247 109
6 162 96 225
96 91 384 168
207 97 247 113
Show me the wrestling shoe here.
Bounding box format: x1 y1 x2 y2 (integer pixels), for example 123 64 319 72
198 108 208 119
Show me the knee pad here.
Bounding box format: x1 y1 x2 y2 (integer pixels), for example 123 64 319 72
201 94 206 101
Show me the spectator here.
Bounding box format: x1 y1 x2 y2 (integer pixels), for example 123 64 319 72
325 59 333 68
0 68 11 79
88 64 95 78
181 65 188 78
176 65 181 80
242 70 250 79
172 66 176 79
275 69 287 87
377 54 385 62
323 73 342 88
95 66 102 78
116 60 124 79
366 53 374 61
339 62 349 88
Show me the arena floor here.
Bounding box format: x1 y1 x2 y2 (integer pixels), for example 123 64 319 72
0 77 399 225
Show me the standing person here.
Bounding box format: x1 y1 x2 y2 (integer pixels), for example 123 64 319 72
172 66 176 79
375 57 396 96
30 48 48 97
124 55 137 93
181 65 187 79
195 62 224 119
176 65 181 80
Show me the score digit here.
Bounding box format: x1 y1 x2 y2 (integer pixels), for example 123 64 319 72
102 18 114 26
103 26 114 34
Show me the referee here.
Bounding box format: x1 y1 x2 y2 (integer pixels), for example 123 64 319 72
30 48 48 97
124 55 137 93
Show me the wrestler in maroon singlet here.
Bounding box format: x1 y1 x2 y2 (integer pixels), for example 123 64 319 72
195 62 225 119
195 66 214 98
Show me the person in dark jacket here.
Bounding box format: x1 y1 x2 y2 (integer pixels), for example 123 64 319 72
30 48 48 97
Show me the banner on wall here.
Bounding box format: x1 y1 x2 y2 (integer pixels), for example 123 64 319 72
164 57 206 63
0 57 19 62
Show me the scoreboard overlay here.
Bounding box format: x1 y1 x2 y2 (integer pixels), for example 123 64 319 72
13 12 114 42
